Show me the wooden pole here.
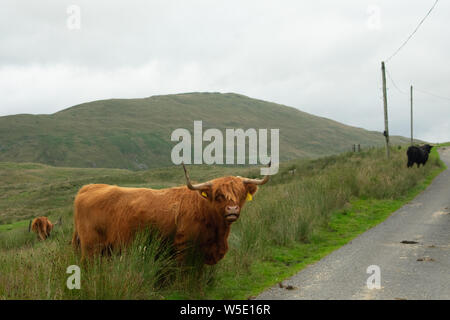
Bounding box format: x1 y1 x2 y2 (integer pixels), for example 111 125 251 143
410 85 413 146
381 61 390 159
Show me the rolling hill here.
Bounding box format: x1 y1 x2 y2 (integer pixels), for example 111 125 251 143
0 92 410 170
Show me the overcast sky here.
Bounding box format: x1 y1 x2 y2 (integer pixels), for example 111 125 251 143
1 0 449 142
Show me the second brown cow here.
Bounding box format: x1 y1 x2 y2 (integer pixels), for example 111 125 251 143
29 216 61 240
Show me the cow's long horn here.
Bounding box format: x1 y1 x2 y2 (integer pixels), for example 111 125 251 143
28 220 32 232
242 161 271 185
182 162 212 190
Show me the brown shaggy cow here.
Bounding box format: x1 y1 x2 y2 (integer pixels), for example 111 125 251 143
72 163 270 264
29 216 61 240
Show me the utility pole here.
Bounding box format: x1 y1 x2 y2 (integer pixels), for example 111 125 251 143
381 61 390 159
410 85 413 146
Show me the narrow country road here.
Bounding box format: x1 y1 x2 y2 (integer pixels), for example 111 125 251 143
257 148 450 300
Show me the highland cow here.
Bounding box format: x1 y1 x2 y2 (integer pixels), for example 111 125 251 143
72 163 271 264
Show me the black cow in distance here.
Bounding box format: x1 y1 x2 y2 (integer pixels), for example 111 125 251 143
407 144 433 168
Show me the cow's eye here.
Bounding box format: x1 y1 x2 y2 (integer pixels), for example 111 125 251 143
215 194 225 202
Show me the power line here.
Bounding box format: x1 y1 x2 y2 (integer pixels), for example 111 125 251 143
385 68 408 95
415 88 450 101
385 67 450 101
385 0 439 62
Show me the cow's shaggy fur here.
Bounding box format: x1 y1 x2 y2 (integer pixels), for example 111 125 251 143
407 144 433 168
72 176 260 265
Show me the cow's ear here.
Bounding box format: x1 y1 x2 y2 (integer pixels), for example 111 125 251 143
245 184 258 196
198 187 212 201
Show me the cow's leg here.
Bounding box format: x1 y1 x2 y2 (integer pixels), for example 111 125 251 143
72 230 80 250
81 242 104 262
80 234 105 262
43 224 50 239
203 231 229 265
174 233 206 265
173 233 189 263
38 230 46 241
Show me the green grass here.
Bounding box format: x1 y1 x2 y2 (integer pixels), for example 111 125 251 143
0 146 445 299
0 220 29 232
0 92 411 170
436 142 450 148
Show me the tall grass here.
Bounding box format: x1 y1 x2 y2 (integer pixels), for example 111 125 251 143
0 146 444 299
0 229 176 299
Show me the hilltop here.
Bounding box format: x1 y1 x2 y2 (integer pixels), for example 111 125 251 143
0 92 410 169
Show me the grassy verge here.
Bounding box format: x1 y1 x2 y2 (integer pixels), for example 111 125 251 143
436 142 450 148
0 146 446 299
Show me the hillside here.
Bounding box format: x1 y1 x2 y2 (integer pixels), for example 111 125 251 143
0 92 410 170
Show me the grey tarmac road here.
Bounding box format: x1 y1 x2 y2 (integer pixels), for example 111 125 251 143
257 148 450 300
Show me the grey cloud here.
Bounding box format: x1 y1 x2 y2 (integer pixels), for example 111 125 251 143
0 0 448 142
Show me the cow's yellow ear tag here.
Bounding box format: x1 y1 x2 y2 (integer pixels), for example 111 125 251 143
201 192 208 198
246 193 253 201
